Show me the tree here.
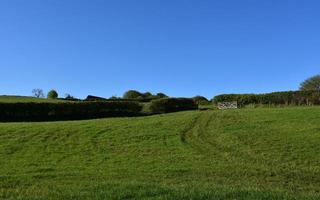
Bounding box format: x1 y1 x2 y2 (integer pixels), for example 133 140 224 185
65 93 73 98
156 92 168 98
300 75 320 91
32 89 44 98
192 96 210 105
142 92 153 98
123 90 142 99
65 93 77 100
109 95 120 100
47 90 58 99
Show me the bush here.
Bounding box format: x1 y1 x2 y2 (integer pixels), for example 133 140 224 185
123 90 142 99
213 90 320 107
123 90 169 101
109 96 120 100
192 96 210 105
0 101 143 122
149 98 198 114
142 92 153 98
156 93 168 98
64 94 80 101
47 90 58 99
85 95 107 101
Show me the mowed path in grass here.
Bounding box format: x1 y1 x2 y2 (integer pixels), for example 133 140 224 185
0 107 320 199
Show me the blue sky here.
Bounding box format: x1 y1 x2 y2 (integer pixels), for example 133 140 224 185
0 0 319 99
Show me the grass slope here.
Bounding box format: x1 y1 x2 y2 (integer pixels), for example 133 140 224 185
0 96 66 103
0 107 320 199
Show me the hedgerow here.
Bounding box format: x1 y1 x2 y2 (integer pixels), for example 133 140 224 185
213 91 320 107
149 98 198 114
0 101 143 122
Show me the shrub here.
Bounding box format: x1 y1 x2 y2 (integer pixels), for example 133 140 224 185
121 90 169 101
85 95 107 101
123 90 143 99
47 90 58 99
213 90 320 107
64 94 80 101
0 101 143 122
156 93 168 98
192 96 210 105
109 96 120 100
149 98 198 114
142 92 153 98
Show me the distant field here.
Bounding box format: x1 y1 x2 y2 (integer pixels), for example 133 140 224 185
0 95 67 103
1 107 320 199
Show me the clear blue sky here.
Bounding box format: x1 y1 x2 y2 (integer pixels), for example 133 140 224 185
1 0 319 99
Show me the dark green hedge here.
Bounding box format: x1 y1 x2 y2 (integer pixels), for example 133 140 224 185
85 96 157 103
149 98 198 114
213 91 320 107
85 95 107 101
0 101 143 122
192 96 210 105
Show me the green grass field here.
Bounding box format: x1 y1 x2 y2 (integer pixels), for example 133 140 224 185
1 107 320 199
0 96 67 103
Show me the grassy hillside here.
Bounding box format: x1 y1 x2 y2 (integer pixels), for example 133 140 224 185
0 95 67 103
1 107 320 199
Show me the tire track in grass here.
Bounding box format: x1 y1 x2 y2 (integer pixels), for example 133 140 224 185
181 110 261 163
180 113 202 144
180 111 222 156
